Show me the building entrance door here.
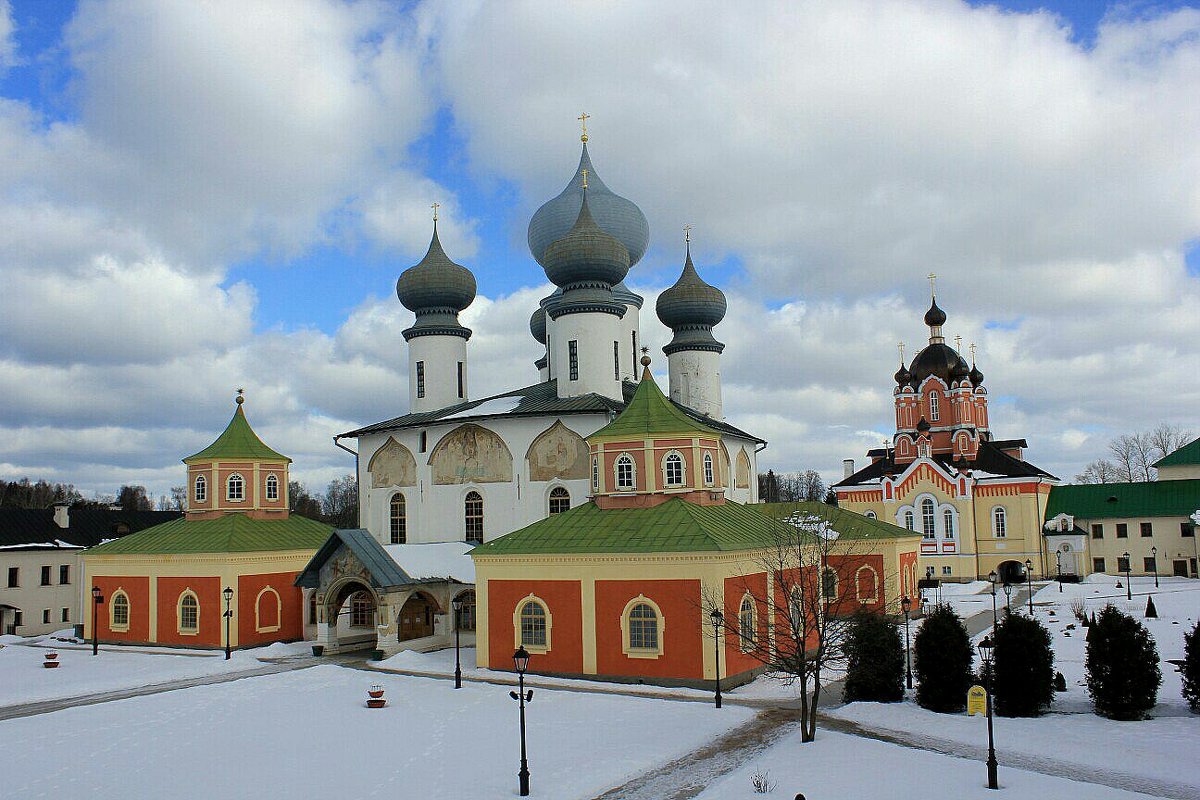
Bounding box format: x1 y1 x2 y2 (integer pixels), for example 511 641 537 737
1175 560 1189 578
398 594 435 641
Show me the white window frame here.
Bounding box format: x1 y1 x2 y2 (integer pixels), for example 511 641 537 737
226 473 245 502
620 595 665 659
703 452 714 486
177 591 200 635
614 453 635 491
591 456 600 493
854 565 879 604
943 508 956 539
464 491 484 544
110 590 130 632
929 392 940 421
992 506 1007 538
921 498 936 540
254 586 281 633
738 594 756 652
194 475 206 503
513 594 552 654
265 473 279 501
548 486 570 515
663 451 685 488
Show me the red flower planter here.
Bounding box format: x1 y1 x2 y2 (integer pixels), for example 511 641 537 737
43 652 60 669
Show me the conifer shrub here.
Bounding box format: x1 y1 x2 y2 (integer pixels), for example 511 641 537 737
1183 620 1200 712
842 607 905 703
1145 596 1158 619
913 603 973 712
1086 605 1162 720
993 613 1055 716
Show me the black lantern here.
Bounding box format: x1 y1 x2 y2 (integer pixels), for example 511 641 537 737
1024 559 1034 616
710 608 724 709
1150 546 1159 589
510 646 533 796
452 595 465 689
977 635 999 790
900 596 912 690
222 586 234 660
987 570 999 630
1122 551 1132 600
91 586 103 656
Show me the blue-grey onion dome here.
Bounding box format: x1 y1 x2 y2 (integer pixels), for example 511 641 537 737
527 144 649 268
541 191 630 288
612 280 644 309
969 364 984 386
894 365 913 385
396 227 477 312
656 249 727 329
924 297 947 327
530 306 547 344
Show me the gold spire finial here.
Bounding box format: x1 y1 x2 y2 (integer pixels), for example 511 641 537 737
581 168 588 190
235 388 244 406
578 111 590 143
954 334 962 352
431 201 440 222
927 272 937 297
683 224 692 243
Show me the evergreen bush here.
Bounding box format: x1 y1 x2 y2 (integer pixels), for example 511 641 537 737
913 603 973 712
992 613 1055 716
1183 620 1199 712
842 607 905 703
1145 597 1158 619
1085 605 1162 720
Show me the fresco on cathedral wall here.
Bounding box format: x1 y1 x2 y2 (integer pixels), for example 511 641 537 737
318 545 371 592
368 437 417 488
430 424 513 485
735 448 752 489
526 421 590 482
719 441 732 488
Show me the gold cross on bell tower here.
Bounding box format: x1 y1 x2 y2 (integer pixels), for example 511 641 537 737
683 224 692 243
431 201 440 222
581 168 588 190
578 111 590 143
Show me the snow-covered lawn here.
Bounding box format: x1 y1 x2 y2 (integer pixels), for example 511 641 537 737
693 726 1170 800
826 575 1200 797
0 665 754 800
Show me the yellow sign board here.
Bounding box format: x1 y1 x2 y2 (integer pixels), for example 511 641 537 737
967 684 987 716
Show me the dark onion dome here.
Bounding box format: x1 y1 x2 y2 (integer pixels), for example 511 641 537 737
969 364 984 386
657 245 727 355
541 191 630 290
530 306 547 345
916 416 931 433
951 356 971 381
527 143 650 268
894 364 913 385
908 342 968 386
924 296 947 327
612 280 644 309
396 224 476 341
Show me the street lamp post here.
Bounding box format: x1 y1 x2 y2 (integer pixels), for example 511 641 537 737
452 595 464 689
1024 559 1034 616
1123 551 1132 600
510 646 534 797
1055 551 1062 593
1150 546 1159 589
901 596 913 690
222 586 233 660
91 586 103 656
988 570 998 630
710 608 723 709
978 636 1000 790
1002 581 1013 617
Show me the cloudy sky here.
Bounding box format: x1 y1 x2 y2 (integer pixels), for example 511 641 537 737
0 0 1197 501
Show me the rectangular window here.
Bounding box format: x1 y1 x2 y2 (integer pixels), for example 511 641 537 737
6 567 17 588
419 431 427 453
416 361 425 398
40 566 51 586
1091 524 1103 539
59 565 70 585
42 609 50 624
1116 523 1128 538
12 610 21 628
1144 556 1157 572
631 331 638 377
614 341 620 380
941 566 952 576
1140 522 1153 538
457 361 464 399
1093 557 1106 573
1183 522 1195 538
568 340 579 381
61 608 70 623
1117 555 1130 573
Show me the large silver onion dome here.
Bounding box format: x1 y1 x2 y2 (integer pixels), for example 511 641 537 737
541 191 630 289
527 144 649 268
396 225 476 313
656 247 727 329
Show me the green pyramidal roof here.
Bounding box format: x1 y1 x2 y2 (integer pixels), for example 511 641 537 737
1154 437 1200 468
184 402 290 464
86 514 331 555
589 367 720 440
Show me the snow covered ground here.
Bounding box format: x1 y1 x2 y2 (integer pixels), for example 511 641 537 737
825 575 1200 797
0 665 754 800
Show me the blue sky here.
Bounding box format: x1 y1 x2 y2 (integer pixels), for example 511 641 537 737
0 0 1197 498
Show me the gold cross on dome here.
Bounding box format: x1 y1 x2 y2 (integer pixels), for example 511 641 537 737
970 342 977 363
955 334 962 352
927 272 937 296
578 111 590 142
431 202 440 222
684 224 692 243
898 341 905 363
581 168 588 190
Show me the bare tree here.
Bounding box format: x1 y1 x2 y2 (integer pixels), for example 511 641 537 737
1106 424 1192 482
1074 459 1120 484
1147 424 1192 462
322 474 359 529
170 485 187 511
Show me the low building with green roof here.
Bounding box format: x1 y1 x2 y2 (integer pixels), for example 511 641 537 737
1154 436 1200 481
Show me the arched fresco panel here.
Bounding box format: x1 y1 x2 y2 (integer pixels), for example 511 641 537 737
719 441 732 489
368 437 417 488
735 448 752 489
430 424 513 485
526 420 590 481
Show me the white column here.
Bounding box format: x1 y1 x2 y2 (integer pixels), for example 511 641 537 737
552 312 623 401
668 349 722 418
408 335 468 413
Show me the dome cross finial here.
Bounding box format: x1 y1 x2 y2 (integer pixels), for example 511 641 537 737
581 168 588 190
235 388 244 406
898 341 905 364
970 342 977 364
927 272 937 297
578 111 590 143
431 201 440 222
684 224 692 243
954 334 962 352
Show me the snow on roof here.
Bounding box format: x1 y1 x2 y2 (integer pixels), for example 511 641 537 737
381 541 476 583
441 396 522 420
0 539 81 550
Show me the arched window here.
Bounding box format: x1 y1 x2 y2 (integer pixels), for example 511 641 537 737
548 487 570 515
519 600 547 647
929 392 940 421
663 452 684 487
855 566 879 604
178 592 199 633
194 475 207 503
739 595 756 650
615 454 635 491
822 568 838 600
265 474 279 501
993 506 1007 538
111 591 130 630
627 602 658 650
592 456 599 492
255 587 281 633
390 493 406 544
865 510 877 519
921 498 936 539
943 509 955 539
788 587 804 633
703 453 715 485
903 511 915 531
350 591 374 627
464 491 483 544
227 473 244 502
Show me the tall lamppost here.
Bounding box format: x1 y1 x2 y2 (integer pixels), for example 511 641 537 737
452 594 464 689
1122 551 1132 600
1024 559 1034 616
1150 546 1159 589
978 635 999 790
222 586 233 660
510 646 533 797
988 570 998 630
901 596 913 690
710 608 723 709
91 586 103 656
1055 550 1062 593
1002 581 1013 617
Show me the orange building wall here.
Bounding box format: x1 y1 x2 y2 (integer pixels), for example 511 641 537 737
237 571 304 646
92 576 151 643
486 579 583 674
899 549 919 599
723 572 768 676
156 576 222 647
595 579 704 680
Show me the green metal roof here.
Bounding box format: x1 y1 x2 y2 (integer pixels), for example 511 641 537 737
589 368 720 440
1154 437 1200 468
184 402 290 464
471 499 918 557
86 514 332 555
1046 480 1200 519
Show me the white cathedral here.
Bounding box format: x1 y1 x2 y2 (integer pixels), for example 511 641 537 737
339 133 764 551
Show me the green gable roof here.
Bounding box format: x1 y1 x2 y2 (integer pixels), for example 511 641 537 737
86 514 332 555
184 402 290 464
589 369 720 440
1046 480 1200 520
1154 437 1200 468
471 499 918 557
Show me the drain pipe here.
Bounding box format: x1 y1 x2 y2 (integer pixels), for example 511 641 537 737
333 435 360 528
